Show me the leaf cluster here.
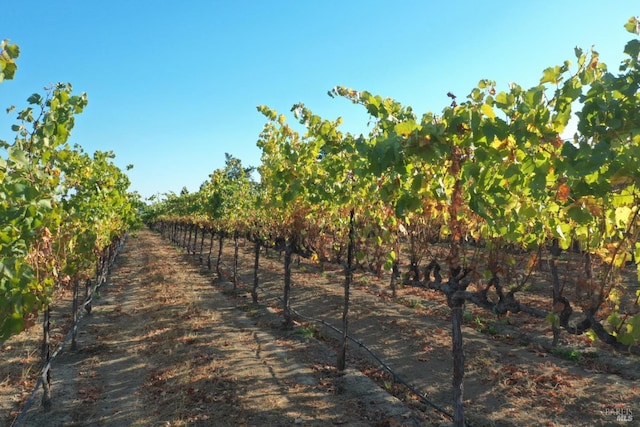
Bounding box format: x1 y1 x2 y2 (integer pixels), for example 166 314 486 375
1 54 139 340
144 18 640 349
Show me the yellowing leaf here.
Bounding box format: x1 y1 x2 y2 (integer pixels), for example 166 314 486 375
480 103 496 118
394 120 419 136
614 206 632 228
624 16 639 35
608 288 621 306
540 66 563 84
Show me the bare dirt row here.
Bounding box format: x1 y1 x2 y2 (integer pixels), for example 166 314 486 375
2 229 426 427
2 227 639 426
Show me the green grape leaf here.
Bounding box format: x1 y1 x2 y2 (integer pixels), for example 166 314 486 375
540 66 563 84
624 39 640 59
27 93 42 105
626 314 640 340
616 332 635 345
1 312 24 340
567 205 593 224
624 16 639 34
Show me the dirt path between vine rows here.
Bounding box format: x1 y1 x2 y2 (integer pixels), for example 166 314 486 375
3 228 640 426
5 229 426 427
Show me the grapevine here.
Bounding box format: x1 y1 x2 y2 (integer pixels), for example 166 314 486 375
143 18 640 427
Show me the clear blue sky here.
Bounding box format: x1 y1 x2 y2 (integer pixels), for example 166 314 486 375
1 1 637 200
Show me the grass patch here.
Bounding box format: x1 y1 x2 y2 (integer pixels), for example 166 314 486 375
295 323 317 339
551 347 598 362
238 304 260 318
397 297 425 310
462 310 474 322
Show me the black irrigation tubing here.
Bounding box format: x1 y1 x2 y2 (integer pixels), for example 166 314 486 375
294 307 459 423
177 237 454 422
249 280 468 426
10 241 125 427
164 230 470 425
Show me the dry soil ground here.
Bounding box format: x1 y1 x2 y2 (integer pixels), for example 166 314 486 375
1 228 639 426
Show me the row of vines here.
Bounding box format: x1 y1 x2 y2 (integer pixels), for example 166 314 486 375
1 39 140 412
144 19 640 426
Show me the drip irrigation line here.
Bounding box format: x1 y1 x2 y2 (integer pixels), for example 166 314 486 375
10 241 125 427
292 305 457 423
251 282 468 426
163 228 473 425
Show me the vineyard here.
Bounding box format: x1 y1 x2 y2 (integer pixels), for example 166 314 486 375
2 228 638 426
1 17 640 427
142 18 640 425
1 35 141 421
